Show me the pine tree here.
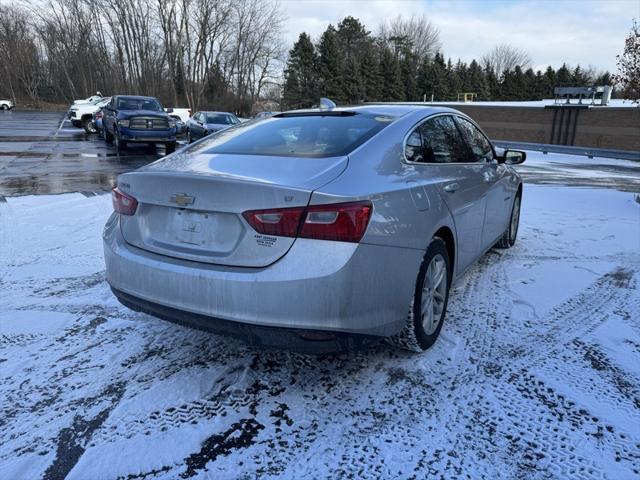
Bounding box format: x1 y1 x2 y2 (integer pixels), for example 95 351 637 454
317 26 344 103
360 43 382 101
556 63 572 86
484 65 500 100
446 58 462 101
524 68 537 99
282 33 319 109
543 66 557 97
379 46 403 101
400 47 418 101
572 65 586 85
336 17 371 103
467 60 489 100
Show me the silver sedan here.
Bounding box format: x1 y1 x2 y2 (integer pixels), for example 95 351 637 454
103 104 525 352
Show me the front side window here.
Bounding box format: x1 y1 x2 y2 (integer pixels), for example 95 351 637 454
419 115 469 163
455 116 493 162
193 112 394 158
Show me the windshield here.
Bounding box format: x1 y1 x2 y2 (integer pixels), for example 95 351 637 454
205 114 237 125
193 112 394 158
117 98 162 111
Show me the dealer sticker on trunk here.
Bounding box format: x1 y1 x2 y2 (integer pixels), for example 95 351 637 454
254 234 277 247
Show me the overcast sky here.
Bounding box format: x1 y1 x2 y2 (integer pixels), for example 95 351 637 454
280 0 639 73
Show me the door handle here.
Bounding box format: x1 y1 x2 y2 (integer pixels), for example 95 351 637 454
443 182 459 193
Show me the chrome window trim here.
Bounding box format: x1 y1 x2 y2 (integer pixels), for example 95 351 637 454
402 112 495 166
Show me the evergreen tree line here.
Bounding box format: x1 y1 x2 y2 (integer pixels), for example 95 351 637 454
283 16 614 109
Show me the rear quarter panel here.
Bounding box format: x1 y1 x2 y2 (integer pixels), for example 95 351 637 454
311 111 458 285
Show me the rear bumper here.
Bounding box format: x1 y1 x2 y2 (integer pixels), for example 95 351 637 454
103 213 421 343
119 126 176 143
111 287 379 353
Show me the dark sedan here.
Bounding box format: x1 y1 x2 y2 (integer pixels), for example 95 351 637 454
186 111 240 143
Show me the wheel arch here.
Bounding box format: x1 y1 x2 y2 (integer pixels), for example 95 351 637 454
433 225 455 281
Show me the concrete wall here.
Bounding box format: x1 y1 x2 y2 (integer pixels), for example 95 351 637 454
441 105 640 153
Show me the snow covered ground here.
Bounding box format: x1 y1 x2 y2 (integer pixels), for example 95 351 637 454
1 152 639 479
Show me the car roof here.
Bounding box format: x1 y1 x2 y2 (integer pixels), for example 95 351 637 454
199 111 236 115
115 95 159 101
281 104 459 118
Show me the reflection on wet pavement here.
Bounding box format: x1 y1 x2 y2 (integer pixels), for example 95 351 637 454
1 109 638 197
0 110 181 196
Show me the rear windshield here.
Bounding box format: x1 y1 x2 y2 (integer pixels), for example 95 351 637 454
193 112 394 158
206 114 238 125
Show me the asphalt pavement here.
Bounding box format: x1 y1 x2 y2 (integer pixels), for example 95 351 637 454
0 110 176 197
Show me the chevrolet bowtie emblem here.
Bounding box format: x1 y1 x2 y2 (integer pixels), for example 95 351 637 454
171 193 195 206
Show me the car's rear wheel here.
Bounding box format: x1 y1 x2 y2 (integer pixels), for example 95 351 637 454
388 237 451 352
104 126 114 144
496 191 521 249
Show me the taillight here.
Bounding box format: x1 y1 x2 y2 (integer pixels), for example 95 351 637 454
95 112 103 119
243 206 305 237
112 187 138 215
243 201 372 243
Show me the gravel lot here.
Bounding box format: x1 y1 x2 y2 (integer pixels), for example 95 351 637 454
1 110 639 480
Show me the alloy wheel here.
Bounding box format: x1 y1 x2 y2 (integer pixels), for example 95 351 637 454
421 253 447 335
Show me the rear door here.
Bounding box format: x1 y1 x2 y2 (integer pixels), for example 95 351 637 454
417 115 492 273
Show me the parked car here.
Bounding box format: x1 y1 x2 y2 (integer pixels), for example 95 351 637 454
104 104 525 353
255 111 280 120
92 108 106 136
165 107 191 123
73 92 104 105
68 97 111 132
102 95 177 153
168 114 186 136
0 99 14 110
185 111 240 143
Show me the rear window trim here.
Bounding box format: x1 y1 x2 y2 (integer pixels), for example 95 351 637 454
194 112 394 159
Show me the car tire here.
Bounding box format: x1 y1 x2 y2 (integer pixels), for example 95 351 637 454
83 117 97 134
187 129 192 143
496 191 521 249
388 237 451 352
0 105 7 111
104 127 114 144
165 142 176 154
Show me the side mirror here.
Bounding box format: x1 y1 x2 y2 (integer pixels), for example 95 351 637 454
499 149 526 165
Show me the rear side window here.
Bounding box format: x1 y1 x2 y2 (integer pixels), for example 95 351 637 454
418 115 469 163
455 116 494 162
195 113 394 158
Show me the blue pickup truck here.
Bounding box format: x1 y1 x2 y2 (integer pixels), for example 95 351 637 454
102 95 177 153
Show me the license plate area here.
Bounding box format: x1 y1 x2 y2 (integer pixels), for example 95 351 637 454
174 210 209 246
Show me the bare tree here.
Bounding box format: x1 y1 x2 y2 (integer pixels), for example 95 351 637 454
378 14 441 60
481 44 532 77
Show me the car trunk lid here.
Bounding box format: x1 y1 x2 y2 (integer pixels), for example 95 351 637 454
118 152 348 267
